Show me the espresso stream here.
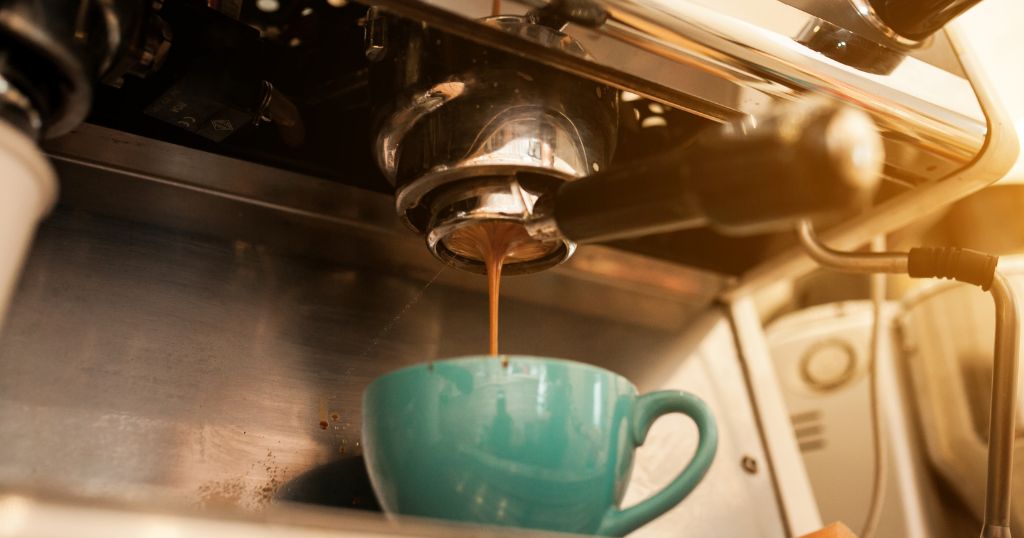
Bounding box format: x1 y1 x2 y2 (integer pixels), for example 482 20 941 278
445 221 551 357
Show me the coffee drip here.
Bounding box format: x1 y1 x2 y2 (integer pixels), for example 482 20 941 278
444 221 552 357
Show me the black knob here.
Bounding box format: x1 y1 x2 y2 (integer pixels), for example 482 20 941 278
868 0 983 41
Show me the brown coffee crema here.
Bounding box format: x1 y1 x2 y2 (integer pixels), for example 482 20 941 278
444 221 552 357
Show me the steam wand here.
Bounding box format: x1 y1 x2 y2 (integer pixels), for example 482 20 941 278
796 219 1020 538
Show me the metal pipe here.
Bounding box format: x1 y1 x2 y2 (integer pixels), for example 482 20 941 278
860 235 888 538
982 272 1020 538
795 219 908 274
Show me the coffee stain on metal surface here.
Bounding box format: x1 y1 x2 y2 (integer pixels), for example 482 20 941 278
195 450 290 510
197 478 246 509
318 397 328 430
255 450 289 506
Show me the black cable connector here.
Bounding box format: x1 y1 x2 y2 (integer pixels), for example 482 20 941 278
907 247 999 290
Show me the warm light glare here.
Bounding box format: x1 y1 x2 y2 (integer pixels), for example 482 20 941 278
0 496 30 536
1008 118 1024 183
139 518 183 538
959 0 1024 183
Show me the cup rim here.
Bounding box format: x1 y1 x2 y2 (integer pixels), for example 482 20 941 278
365 354 637 394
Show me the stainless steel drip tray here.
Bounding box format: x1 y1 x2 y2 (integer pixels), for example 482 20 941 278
0 488 587 538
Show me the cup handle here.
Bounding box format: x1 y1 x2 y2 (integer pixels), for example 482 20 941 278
597 391 718 536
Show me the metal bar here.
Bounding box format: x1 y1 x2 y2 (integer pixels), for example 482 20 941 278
795 220 908 274
727 297 823 536
982 272 1020 538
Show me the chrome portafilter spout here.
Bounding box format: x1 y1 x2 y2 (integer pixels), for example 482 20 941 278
367 10 618 275
422 176 574 275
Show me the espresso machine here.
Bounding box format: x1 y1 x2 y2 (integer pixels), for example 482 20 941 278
0 0 1018 536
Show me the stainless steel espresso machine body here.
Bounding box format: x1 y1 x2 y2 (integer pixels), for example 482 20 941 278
0 0 1018 536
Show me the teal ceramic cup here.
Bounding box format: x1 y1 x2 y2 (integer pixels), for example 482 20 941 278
362 356 717 536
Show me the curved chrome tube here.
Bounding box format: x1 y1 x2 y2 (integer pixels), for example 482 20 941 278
795 219 908 274
984 272 1020 538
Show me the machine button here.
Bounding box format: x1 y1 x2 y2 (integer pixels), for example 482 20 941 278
800 340 857 391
